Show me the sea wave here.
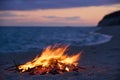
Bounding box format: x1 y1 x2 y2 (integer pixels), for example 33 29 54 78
0 27 112 53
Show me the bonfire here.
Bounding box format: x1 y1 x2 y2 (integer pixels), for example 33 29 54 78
9 44 85 75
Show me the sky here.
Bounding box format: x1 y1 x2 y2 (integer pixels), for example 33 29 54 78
0 0 120 26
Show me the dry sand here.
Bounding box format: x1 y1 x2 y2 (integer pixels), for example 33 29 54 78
0 26 120 80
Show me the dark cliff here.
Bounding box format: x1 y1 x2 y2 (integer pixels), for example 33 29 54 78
98 10 120 27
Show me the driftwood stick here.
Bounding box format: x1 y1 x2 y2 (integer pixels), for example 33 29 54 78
5 60 20 71
13 60 18 69
4 65 16 70
79 66 86 69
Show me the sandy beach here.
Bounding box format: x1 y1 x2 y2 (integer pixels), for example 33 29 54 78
0 26 120 80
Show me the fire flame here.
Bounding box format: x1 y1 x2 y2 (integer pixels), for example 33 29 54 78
18 45 81 74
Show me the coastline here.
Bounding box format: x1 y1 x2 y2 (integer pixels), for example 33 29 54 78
0 26 120 80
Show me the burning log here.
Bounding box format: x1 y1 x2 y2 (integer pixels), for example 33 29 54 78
7 45 86 75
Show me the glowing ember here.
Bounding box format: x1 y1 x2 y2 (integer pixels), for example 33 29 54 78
18 45 82 75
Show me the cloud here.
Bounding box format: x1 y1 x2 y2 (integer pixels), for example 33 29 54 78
65 17 80 20
43 16 80 20
0 12 25 17
0 0 120 11
0 13 15 17
43 16 58 19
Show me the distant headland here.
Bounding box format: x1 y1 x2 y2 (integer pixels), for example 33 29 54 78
97 10 120 27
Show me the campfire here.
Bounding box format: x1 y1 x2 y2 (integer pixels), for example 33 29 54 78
15 45 85 75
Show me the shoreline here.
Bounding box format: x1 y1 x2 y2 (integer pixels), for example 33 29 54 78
0 26 111 54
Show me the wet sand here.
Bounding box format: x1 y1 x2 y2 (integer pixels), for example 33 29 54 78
0 26 120 80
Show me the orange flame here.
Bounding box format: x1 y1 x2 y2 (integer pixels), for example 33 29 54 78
18 45 81 73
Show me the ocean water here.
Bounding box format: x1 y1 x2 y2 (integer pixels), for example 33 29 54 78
0 27 112 53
